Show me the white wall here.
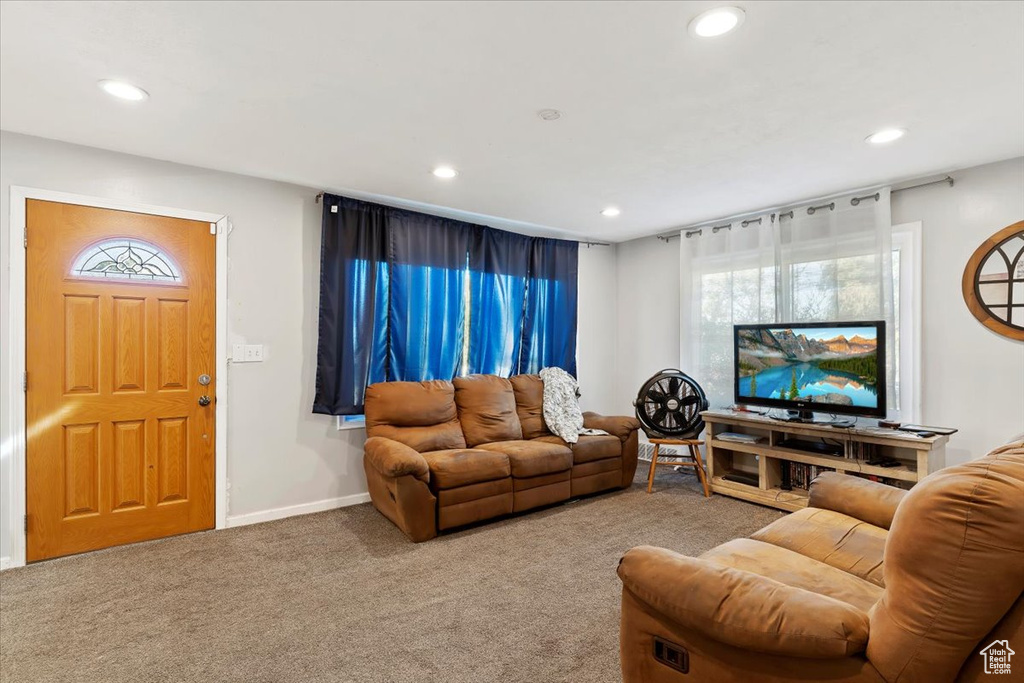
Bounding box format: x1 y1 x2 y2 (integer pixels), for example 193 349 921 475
614 235 681 416
891 158 1024 465
576 242 620 416
614 157 1024 466
0 131 618 562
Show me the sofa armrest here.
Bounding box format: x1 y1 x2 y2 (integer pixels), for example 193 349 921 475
583 412 640 441
808 472 906 530
617 546 869 659
364 436 429 483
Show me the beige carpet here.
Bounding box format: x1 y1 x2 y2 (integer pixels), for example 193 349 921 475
0 465 782 683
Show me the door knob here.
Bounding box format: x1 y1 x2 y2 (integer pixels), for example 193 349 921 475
198 395 212 407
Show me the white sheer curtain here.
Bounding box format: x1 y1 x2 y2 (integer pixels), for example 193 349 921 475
778 189 896 410
680 213 777 409
680 189 896 414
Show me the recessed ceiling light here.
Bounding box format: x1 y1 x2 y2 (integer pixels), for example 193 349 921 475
538 108 562 121
432 166 458 179
865 128 906 144
601 207 621 217
98 79 149 102
689 7 745 38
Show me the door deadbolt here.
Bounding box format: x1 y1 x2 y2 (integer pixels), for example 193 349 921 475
198 395 212 407
198 374 212 386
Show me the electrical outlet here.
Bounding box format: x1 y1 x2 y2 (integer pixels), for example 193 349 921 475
244 344 263 362
233 344 264 363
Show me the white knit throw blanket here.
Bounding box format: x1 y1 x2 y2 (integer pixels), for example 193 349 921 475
539 367 607 444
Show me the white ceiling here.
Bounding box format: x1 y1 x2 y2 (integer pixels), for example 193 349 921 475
1 1 1022 242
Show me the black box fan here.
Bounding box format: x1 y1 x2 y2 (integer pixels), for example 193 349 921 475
633 369 709 439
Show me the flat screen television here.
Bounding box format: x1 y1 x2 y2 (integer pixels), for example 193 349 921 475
733 321 886 420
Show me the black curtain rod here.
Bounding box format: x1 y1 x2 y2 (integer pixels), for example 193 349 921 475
315 192 610 247
890 175 955 194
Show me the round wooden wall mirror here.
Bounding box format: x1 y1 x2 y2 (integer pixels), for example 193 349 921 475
962 220 1024 341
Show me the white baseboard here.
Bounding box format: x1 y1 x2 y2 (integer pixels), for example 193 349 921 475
0 556 12 571
225 492 371 528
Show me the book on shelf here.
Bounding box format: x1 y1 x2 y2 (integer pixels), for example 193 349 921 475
781 462 914 492
848 440 882 461
780 462 836 491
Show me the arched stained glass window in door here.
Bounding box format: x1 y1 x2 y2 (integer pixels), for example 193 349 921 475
70 238 182 283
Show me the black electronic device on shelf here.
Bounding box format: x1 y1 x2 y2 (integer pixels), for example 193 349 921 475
777 437 844 457
722 471 759 487
865 455 905 468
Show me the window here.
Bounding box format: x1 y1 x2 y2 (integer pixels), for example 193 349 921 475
315 193 579 417
336 266 564 431
70 238 181 283
337 415 366 430
691 225 920 420
891 222 922 422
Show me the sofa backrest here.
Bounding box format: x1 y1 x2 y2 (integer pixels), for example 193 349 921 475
509 374 551 439
364 380 467 452
453 375 523 447
867 442 1024 680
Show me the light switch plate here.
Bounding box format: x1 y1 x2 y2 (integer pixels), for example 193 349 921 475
233 344 265 363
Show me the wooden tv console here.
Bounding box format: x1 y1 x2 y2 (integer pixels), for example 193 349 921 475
702 409 949 512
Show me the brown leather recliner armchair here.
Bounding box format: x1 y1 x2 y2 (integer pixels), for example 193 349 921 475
362 374 640 542
617 441 1024 682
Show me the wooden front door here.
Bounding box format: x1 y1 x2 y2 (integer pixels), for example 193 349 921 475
25 200 216 562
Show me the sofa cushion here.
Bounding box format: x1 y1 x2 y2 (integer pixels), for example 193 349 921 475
750 507 888 587
365 380 466 452
699 538 883 613
808 472 906 530
421 449 510 490
509 374 550 439
535 434 621 464
477 440 572 478
453 375 523 447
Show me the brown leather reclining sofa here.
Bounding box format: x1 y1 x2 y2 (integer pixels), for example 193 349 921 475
617 440 1024 682
362 374 640 541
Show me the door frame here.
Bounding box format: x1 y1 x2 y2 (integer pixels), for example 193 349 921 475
5 186 229 568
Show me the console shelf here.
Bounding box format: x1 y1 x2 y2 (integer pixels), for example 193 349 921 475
703 410 949 512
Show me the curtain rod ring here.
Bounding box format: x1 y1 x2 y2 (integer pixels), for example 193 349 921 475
850 192 881 206
741 217 763 228
711 223 732 233
684 229 703 238
807 202 835 215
